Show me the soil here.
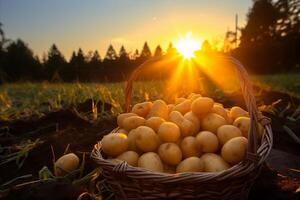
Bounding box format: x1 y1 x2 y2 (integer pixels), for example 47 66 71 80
0 90 299 200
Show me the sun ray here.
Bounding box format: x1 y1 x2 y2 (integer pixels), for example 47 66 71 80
174 32 203 59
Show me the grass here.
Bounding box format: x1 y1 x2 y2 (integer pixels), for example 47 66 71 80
0 73 299 121
252 73 300 97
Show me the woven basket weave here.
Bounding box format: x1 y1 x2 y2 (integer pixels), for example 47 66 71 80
92 54 273 200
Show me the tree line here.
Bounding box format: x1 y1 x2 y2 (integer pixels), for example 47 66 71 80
0 0 299 82
228 0 300 74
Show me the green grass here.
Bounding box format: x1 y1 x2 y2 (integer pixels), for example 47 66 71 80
0 81 167 121
252 73 300 97
0 73 299 121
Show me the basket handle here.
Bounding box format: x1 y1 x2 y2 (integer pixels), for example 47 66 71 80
125 54 263 161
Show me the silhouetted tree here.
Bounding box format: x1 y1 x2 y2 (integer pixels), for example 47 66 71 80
44 44 66 80
166 43 176 55
201 40 212 52
154 45 163 57
139 42 152 60
3 39 41 80
104 44 118 60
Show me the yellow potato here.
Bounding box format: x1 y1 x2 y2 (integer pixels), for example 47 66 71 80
217 125 242 146
131 101 153 117
101 133 128 157
225 109 234 124
201 113 227 134
233 117 264 138
196 131 219 153
138 152 163 172
127 129 140 152
147 100 169 120
201 153 230 172
169 111 197 136
188 93 202 102
229 106 249 121
180 136 201 158
184 111 201 133
55 153 79 176
123 116 146 131
116 128 128 135
173 99 192 115
116 151 139 167
176 157 204 173
135 126 160 152
167 104 175 113
117 113 137 128
221 137 248 165
145 116 165 132
191 97 214 115
163 164 176 174
158 122 181 142
158 143 182 166
211 104 231 124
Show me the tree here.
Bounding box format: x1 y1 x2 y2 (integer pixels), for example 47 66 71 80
166 43 176 55
201 40 212 52
3 39 41 80
154 45 163 57
119 45 129 60
240 0 279 46
104 44 118 60
44 44 66 79
90 50 101 65
139 42 152 60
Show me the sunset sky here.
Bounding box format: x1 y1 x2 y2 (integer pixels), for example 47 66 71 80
0 0 252 59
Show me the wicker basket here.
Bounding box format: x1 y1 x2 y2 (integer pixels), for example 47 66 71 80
92 54 273 200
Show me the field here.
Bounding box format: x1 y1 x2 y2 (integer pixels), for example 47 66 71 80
0 74 300 199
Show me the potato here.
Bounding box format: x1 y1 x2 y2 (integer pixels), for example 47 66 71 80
138 152 163 172
191 97 214 115
158 143 182 166
167 104 175 113
211 104 231 124
201 113 227 134
233 117 264 138
158 122 181 142
55 153 79 176
180 136 201 158
127 129 140 152
225 109 234 124
176 157 204 173
221 137 248 165
169 111 197 136
175 97 186 105
135 126 160 152
201 153 230 172
173 99 192 115
217 125 242 145
188 93 202 102
196 131 219 153
123 116 146 131
229 106 249 121
116 151 139 167
145 117 165 132
184 111 200 133
131 102 153 117
147 100 169 120
163 164 176 174
116 128 128 135
117 113 137 128
101 133 128 157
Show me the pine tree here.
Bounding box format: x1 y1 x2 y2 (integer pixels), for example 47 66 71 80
140 42 152 59
105 44 118 60
154 45 163 57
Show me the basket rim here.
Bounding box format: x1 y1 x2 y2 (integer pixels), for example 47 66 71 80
91 122 272 184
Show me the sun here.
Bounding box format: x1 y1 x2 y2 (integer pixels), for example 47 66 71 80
175 32 203 59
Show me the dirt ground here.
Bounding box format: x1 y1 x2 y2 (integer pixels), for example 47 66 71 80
0 89 300 200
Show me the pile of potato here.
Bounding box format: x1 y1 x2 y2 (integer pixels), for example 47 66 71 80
101 93 263 173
